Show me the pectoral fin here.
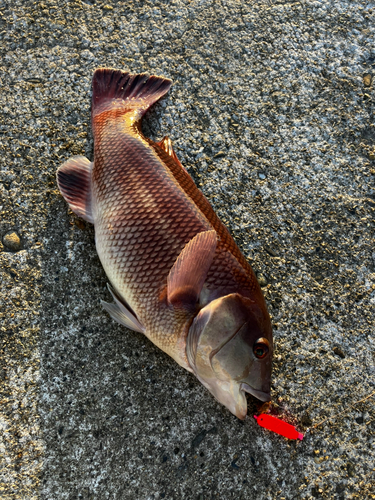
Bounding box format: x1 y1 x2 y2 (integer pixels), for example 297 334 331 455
56 156 94 223
167 230 217 308
101 284 145 334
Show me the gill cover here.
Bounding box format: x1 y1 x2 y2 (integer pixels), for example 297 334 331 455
187 293 273 419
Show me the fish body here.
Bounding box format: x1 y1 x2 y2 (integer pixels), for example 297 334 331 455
57 68 273 419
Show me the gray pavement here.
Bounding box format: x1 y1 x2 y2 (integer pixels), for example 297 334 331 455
0 0 374 499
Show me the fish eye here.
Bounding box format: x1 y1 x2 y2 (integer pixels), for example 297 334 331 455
253 338 270 359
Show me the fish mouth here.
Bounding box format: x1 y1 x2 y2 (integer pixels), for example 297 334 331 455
241 382 271 402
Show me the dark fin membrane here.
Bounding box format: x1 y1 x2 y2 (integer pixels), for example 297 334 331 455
155 136 185 170
56 156 93 223
167 230 217 308
92 68 172 116
101 284 145 334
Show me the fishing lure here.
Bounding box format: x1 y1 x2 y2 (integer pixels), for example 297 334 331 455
254 414 304 440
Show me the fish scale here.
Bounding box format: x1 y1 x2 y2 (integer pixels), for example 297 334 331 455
57 68 273 418
93 117 210 358
145 140 262 295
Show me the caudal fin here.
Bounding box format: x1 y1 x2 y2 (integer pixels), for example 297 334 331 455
92 68 172 117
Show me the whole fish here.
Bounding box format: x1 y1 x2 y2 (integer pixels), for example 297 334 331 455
57 68 273 419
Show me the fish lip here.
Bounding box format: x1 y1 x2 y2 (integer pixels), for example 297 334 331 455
241 382 271 402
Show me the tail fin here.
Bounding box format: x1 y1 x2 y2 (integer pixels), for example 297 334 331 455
92 68 172 117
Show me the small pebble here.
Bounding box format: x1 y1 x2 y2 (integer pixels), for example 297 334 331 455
75 219 85 230
231 458 240 470
213 151 226 159
369 152 375 160
257 273 268 287
301 413 313 427
336 483 345 494
333 346 345 359
265 246 277 257
347 462 355 477
258 172 266 180
3 231 21 251
363 74 373 87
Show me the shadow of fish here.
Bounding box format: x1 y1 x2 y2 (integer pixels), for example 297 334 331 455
56 68 273 419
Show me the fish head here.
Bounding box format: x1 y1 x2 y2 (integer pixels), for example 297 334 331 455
187 293 273 419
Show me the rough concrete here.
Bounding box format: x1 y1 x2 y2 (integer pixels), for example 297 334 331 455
0 0 374 499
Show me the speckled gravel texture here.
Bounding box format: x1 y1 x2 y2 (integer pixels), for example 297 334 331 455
0 0 374 499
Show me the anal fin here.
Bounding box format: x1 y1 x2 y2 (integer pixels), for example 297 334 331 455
101 284 145 334
56 156 94 223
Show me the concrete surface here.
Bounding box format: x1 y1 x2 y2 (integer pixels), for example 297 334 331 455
0 0 374 498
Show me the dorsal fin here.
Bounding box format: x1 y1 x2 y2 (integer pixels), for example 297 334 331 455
155 136 185 170
167 230 217 308
149 139 255 280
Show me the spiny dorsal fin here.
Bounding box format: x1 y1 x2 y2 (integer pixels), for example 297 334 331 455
56 155 93 223
148 137 253 281
167 230 217 308
155 136 184 169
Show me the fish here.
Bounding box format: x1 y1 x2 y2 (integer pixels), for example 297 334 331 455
56 68 273 419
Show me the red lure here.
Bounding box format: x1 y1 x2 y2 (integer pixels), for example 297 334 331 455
254 414 304 440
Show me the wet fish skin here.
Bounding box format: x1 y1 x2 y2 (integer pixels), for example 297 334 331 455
57 68 273 419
